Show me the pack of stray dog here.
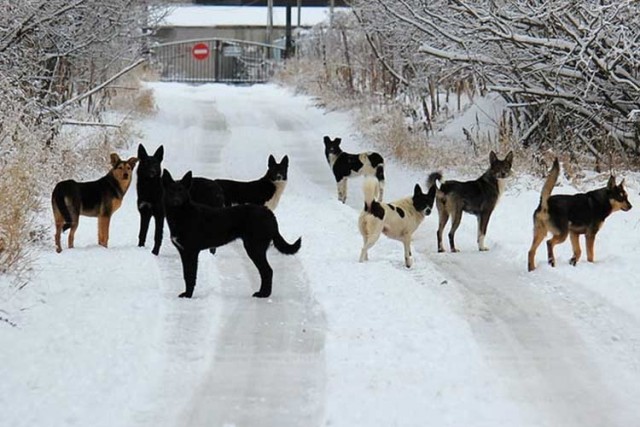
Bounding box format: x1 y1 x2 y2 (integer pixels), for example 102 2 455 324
50 135 634 299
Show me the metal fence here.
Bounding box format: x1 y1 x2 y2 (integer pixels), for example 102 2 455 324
151 38 285 84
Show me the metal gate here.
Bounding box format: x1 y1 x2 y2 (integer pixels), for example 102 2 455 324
151 38 285 84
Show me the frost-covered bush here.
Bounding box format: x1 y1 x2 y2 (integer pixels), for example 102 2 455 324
0 1 162 277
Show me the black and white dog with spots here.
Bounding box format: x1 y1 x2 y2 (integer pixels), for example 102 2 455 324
358 178 437 268
323 136 385 203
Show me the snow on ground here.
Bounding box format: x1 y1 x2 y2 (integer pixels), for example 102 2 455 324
2 82 640 427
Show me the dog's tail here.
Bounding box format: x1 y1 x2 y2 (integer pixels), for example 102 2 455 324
273 230 302 255
361 178 385 219
52 185 73 232
540 158 560 212
427 171 443 190
362 177 380 209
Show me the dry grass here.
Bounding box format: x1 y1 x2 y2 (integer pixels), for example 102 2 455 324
1 67 151 280
0 161 40 276
105 64 158 117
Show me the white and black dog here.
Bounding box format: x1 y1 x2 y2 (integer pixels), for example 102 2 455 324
358 178 437 268
323 136 385 203
214 154 288 211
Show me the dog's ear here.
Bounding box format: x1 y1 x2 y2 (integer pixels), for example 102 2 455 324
281 155 289 167
335 137 342 145
323 135 331 145
607 175 616 189
489 151 497 164
138 144 148 159
413 183 423 196
110 153 121 167
181 171 193 189
162 169 174 186
505 151 514 164
153 145 164 162
619 178 626 188
427 182 437 198
268 154 276 167
127 157 139 167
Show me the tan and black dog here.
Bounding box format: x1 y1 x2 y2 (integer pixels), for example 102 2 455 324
527 158 632 271
358 178 436 268
428 151 513 253
52 153 138 253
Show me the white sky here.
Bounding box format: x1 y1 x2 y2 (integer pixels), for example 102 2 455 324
160 5 351 27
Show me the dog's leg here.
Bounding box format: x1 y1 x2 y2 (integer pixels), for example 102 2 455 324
359 221 382 262
337 179 347 203
151 210 164 256
244 240 273 298
527 222 547 271
448 209 463 253
569 231 582 266
477 213 492 251
98 216 111 248
68 221 79 249
138 207 152 248
178 249 199 298
54 222 63 253
436 201 449 253
546 231 568 267
402 236 413 268
586 232 597 263
376 165 385 201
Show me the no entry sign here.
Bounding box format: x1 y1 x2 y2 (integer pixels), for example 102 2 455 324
192 43 209 60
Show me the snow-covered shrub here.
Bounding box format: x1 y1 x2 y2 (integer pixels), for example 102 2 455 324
0 1 162 278
348 0 640 163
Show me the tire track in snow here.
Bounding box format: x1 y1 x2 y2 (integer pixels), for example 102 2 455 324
184 243 326 427
156 85 328 427
422 250 632 426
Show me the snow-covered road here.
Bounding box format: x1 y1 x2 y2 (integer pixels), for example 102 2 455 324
2 82 640 427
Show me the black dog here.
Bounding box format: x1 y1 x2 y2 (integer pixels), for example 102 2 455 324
323 136 385 203
162 169 302 298
214 154 289 210
136 144 225 255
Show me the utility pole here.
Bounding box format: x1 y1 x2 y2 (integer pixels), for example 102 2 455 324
267 0 274 44
330 0 335 28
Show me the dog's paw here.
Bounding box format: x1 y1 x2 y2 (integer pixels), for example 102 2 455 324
178 291 192 298
479 246 490 252
548 258 556 267
151 247 160 256
252 291 271 298
569 257 578 266
451 248 460 253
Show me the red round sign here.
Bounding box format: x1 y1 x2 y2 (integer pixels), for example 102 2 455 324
192 43 209 60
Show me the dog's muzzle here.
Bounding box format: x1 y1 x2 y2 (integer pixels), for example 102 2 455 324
425 207 432 215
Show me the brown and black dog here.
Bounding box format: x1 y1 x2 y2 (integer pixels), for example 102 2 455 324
52 153 138 253
527 158 632 271
428 151 513 253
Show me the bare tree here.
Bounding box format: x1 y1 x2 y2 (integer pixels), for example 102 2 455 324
0 0 164 276
347 0 640 158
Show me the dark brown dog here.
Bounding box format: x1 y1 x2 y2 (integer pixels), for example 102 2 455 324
52 153 138 253
429 151 513 253
527 158 632 271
